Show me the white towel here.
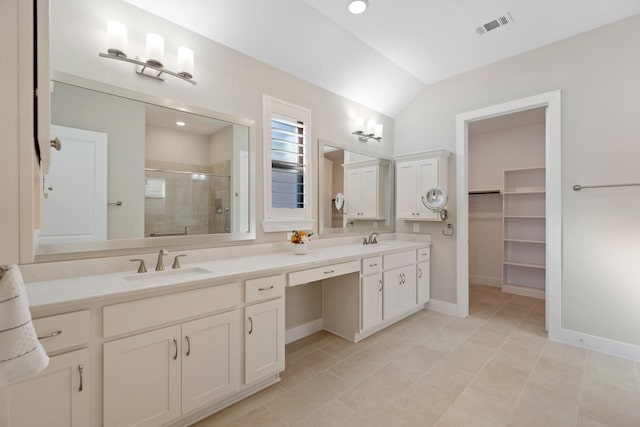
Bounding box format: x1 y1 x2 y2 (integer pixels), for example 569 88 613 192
0 265 49 386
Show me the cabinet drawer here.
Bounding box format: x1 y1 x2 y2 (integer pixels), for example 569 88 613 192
245 275 285 305
288 260 360 287
383 251 416 270
33 310 90 354
362 256 382 275
417 247 430 262
103 283 241 338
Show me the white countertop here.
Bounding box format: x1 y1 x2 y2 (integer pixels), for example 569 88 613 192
26 239 429 310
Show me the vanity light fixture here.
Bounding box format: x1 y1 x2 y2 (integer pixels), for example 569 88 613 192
348 0 369 14
352 116 382 142
99 21 197 85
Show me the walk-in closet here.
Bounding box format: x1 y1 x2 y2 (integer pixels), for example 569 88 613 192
468 107 547 299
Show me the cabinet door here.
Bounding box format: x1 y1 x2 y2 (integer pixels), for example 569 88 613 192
398 265 417 312
396 162 418 219
359 166 379 218
416 159 439 220
104 325 181 427
245 298 285 384
361 273 383 330
0 348 89 427
182 311 240 414
344 169 361 219
382 268 402 320
417 261 431 305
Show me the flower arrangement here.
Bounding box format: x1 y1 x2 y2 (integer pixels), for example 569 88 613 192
290 230 313 245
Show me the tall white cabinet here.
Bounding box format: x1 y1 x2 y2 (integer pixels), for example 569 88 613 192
502 167 546 298
343 159 388 220
394 150 450 221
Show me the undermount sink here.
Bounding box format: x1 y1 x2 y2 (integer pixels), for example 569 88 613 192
123 267 212 284
363 244 393 250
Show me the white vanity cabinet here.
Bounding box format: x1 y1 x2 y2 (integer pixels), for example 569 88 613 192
394 150 450 221
383 265 417 319
102 284 242 427
244 275 285 385
0 348 90 427
343 160 388 220
1 310 91 427
103 311 240 427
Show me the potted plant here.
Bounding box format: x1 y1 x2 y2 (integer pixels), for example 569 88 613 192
290 230 313 255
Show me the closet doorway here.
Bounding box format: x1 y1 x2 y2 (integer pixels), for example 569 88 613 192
468 108 546 322
455 91 562 339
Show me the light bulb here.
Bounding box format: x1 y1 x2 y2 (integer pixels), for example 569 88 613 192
178 47 194 79
348 0 368 14
146 33 165 67
107 21 127 57
354 116 365 133
374 123 383 139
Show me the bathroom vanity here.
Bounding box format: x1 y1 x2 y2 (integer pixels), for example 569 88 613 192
0 236 430 427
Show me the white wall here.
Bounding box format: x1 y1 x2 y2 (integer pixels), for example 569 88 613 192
51 82 145 240
208 125 234 166
395 15 640 347
146 125 210 166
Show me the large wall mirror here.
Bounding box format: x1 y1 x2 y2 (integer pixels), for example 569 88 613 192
36 75 255 257
319 138 394 236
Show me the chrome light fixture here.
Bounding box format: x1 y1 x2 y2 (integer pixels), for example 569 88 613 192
99 21 197 85
352 116 382 142
348 0 369 14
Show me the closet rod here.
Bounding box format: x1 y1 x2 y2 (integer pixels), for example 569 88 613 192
573 183 640 191
469 190 501 195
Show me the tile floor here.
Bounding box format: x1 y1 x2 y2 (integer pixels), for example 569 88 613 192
193 284 640 426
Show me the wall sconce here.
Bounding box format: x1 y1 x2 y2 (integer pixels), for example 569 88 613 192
352 116 383 142
99 21 197 85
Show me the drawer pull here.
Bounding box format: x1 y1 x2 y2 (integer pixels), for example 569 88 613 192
185 336 191 357
324 270 335 275
258 285 274 291
37 330 62 340
173 338 178 360
78 364 84 392
248 317 254 335
369 263 378 267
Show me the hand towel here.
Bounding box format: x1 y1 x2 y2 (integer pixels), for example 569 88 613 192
0 265 49 386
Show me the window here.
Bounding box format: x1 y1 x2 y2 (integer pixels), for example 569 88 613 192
263 96 313 232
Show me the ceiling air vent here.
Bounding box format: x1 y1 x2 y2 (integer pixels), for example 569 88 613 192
476 12 514 35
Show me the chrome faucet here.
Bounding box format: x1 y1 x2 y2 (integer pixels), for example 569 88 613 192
155 249 169 271
362 232 379 245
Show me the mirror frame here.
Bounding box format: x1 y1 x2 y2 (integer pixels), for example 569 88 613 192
317 137 394 236
35 71 257 261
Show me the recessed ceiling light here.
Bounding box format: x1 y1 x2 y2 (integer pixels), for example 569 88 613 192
348 0 368 15
176 121 186 127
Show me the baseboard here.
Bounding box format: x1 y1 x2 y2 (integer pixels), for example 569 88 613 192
502 284 545 299
426 299 458 316
551 328 640 363
470 275 501 288
285 318 323 344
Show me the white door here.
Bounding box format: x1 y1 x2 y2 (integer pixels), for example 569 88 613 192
103 325 181 427
398 265 417 312
360 166 379 218
344 169 361 219
416 159 439 219
417 261 431 305
182 312 240 413
382 268 402 320
396 162 418 219
40 125 108 244
361 273 383 330
245 299 284 384
0 348 90 427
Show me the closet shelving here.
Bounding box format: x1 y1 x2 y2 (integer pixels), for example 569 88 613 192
502 167 546 298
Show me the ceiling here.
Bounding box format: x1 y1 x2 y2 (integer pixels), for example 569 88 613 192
123 0 640 117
